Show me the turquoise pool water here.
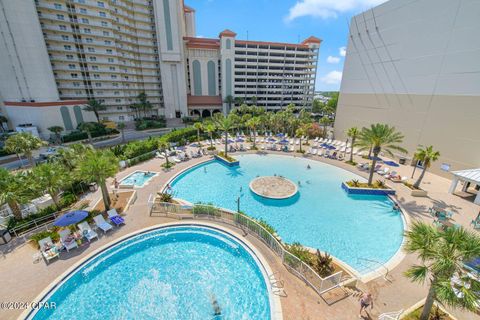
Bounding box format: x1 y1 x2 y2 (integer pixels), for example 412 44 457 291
170 154 404 274
120 171 156 187
31 226 271 320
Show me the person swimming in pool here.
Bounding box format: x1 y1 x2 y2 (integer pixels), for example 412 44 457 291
210 294 222 317
204 167 207 173
307 164 311 169
393 203 400 211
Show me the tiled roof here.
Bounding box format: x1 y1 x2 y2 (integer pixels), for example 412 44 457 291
184 37 220 49
187 95 223 106
301 36 322 44
219 29 237 37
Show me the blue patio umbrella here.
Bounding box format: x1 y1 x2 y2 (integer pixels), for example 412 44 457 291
235 138 245 142
227 139 235 144
279 139 289 144
383 160 399 167
369 156 383 162
176 146 187 151
54 210 88 227
190 143 199 147
267 137 276 142
276 133 284 137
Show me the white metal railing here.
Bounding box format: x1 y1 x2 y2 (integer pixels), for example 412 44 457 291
150 202 344 295
378 310 403 320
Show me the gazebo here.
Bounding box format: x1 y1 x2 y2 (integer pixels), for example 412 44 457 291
448 168 480 205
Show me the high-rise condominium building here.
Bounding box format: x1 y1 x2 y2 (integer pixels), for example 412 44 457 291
0 0 320 137
334 0 479 177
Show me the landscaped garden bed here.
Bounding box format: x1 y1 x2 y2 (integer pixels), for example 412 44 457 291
215 152 239 166
404 182 428 197
93 191 135 213
402 305 454 320
342 180 396 195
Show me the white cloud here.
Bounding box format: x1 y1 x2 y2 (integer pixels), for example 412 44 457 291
285 0 387 21
326 56 340 64
321 71 343 85
339 46 346 57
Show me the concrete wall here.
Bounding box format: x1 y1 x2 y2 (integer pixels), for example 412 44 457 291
188 48 220 97
0 0 59 102
334 0 480 177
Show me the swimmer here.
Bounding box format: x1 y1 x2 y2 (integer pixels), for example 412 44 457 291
210 294 222 316
298 181 301 186
393 203 400 211
307 164 311 169
306 180 311 184
204 167 207 173
240 186 243 192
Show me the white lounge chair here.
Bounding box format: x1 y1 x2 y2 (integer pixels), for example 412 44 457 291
58 229 78 252
38 237 59 264
77 221 98 242
377 167 390 175
93 215 113 233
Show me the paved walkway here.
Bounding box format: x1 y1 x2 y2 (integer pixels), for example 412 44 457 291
0 140 479 320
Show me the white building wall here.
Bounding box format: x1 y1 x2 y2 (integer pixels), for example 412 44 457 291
0 0 59 102
220 35 235 114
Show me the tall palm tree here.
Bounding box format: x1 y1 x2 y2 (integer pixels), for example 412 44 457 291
0 168 32 220
356 124 407 185
405 221 480 320
82 100 106 123
224 95 234 114
78 122 97 144
4 132 45 167
56 144 91 171
32 162 70 210
204 123 216 149
48 126 64 145
346 127 359 163
413 146 440 189
117 122 126 143
76 149 119 210
193 122 203 144
319 116 331 138
213 114 235 156
246 117 261 149
0 115 8 132
295 126 307 153
158 140 171 167
234 96 244 108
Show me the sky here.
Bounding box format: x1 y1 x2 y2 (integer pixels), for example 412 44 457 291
185 0 386 91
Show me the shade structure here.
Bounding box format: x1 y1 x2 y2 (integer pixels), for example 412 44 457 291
369 156 383 162
267 137 276 142
383 160 399 167
54 210 88 227
279 139 289 144
235 138 245 142
276 133 284 137
227 139 235 144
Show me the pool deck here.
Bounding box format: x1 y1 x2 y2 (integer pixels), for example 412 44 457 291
1 141 479 320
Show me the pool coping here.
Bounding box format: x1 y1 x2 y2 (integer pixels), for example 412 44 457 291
119 170 160 189
161 152 409 284
22 221 283 320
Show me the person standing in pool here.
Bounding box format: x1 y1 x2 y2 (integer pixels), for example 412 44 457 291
359 292 373 318
307 164 311 169
210 294 222 318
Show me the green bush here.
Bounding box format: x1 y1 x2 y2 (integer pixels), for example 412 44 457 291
60 192 77 208
135 119 166 130
159 127 197 145
286 242 314 265
0 148 13 157
30 229 60 248
62 123 118 143
193 204 220 217
127 151 155 166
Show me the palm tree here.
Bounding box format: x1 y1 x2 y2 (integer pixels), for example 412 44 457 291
32 162 69 210
0 115 8 132
117 122 126 143
295 126 307 153
137 92 152 118
213 114 235 156
346 127 359 163
204 123 216 149
78 122 97 144
0 169 28 219
319 116 331 138
356 124 407 185
234 97 244 108
48 126 64 145
82 99 106 123
246 117 261 149
224 95 234 114
158 140 171 167
76 149 119 210
413 146 440 189
404 221 480 320
4 132 45 167
56 144 91 171
193 122 203 144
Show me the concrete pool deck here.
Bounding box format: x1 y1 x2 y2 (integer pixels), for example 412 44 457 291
1 141 479 320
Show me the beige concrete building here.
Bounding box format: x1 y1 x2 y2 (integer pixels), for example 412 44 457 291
334 0 480 177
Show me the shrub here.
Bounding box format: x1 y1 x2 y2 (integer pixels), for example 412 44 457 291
0 148 13 157
30 229 60 248
207 146 216 151
313 250 334 277
286 242 314 265
217 151 236 162
127 151 155 166
193 204 220 217
134 119 166 131
59 192 77 208
158 192 173 203
256 218 277 234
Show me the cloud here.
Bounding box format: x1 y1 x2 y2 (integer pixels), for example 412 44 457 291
321 71 343 85
326 56 340 64
339 46 346 57
285 0 387 21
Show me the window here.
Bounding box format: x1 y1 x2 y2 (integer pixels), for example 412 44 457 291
119 116 125 121
111 75 117 79
88 47 95 52
66 54 74 60
61 35 69 41
73 82 80 87
56 14 64 20
64 45 72 50
117 106 122 110
85 38 93 43
71 73 78 78
107 58 114 62
113 83 118 87
78 0 85 3
95 83 102 87
89 56 96 61
97 2 105 7
68 64 76 69
114 91 120 95
81 18 89 24
105 40 111 45
103 31 109 36
94 74 100 79
91 66 99 70
59 25 67 30
101 21 108 26
80 8 87 14
99 12 106 17
106 49 112 54
84 28 91 34
109 66 115 71
115 99 121 102
54 3 62 9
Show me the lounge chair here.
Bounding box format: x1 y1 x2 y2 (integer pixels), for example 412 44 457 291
471 220 480 229
107 209 125 226
385 171 397 179
93 215 113 233
289 146 294 152
377 167 390 175
38 237 59 264
77 221 98 242
58 229 78 252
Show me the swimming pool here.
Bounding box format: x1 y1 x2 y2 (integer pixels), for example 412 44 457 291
170 154 404 275
120 170 157 187
29 225 272 320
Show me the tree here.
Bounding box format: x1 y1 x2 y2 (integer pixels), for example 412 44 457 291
48 126 64 145
204 123 216 149
224 95 234 114
76 149 119 210
319 116 331 138
56 144 92 171
312 99 325 114
4 132 45 167
251 96 258 105
193 122 203 144
32 162 69 210
326 92 338 119
234 96 244 107
158 140 171 167
404 221 480 320
78 122 97 144
0 115 8 132
0 168 32 220
295 126 307 152
117 122 126 143
82 100 106 123
346 127 359 163
413 146 440 189
356 124 407 185
213 113 235 156
137 92 153 118
246 117 261 149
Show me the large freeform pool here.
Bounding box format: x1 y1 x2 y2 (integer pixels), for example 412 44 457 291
170 154 404 275
30 226 271 320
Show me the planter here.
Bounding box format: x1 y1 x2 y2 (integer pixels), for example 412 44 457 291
341 182 396 195
214 154 239 167
410 189 428 197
